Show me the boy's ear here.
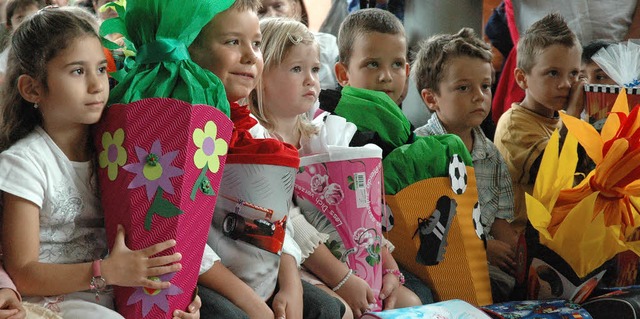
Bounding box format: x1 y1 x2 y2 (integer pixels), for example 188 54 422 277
335 61 350 87
514 67 528 90
420 88 439 112
17 74 43 104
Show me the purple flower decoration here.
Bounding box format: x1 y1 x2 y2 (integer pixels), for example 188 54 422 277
126 272 183 317
124 140 183 200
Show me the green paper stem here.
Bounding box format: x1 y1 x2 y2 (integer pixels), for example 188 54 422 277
190 166 208 200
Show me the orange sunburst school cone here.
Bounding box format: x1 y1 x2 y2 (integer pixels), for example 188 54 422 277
526 89 640 279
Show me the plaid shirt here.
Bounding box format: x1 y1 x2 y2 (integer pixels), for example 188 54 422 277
414 113 515 238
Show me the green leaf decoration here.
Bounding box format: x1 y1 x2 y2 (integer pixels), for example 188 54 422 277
347 175 355 190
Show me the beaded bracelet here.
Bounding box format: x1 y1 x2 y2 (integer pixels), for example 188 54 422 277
383 268 405 285
332 269 353 292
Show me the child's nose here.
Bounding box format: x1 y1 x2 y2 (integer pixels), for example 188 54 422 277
241 46 259 65
378 68 392 82
87 73 105 93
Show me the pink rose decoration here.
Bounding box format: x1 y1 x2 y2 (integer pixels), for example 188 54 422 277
311 174 329 194
324 183 344 205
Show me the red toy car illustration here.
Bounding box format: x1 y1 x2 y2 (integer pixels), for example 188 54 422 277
219 195 287 255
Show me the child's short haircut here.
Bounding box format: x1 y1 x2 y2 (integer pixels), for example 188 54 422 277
337 8 405 65
190 0 261 53
581 40 611 64
516 13 580 73
411 27 492 94
5 0 45 29
228 0 261 12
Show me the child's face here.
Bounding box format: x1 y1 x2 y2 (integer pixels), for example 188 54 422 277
263 43 320 120
516 44 581 116
258 0 296 19
582 61 616 85
191 9 263 103
422 56 492 134
9 4 39 31
33 35 109 128
335 31 409 105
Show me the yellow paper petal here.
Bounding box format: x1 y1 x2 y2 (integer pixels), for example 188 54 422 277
602 89 629 141
526 193 552 239
549 193 628 277
559 112 603 163
533 130 561 202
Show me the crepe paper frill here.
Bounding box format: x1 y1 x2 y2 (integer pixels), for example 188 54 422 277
383 135 472 195
331 86 472 194
526 89 640 278
99 0 232 114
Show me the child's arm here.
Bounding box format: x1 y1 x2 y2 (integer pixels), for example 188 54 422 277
0 264 24 319
304 244 374 318
2 193 181 296
487 219 517 274
380 245 401 309
198 262 273 319
273 254 303 319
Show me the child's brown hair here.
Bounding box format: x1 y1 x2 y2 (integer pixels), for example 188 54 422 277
337 8 405 65
411 27 492 94
516 13 580 73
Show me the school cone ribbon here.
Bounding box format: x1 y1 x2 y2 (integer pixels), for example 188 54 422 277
95 0 234 317
526 89 640 279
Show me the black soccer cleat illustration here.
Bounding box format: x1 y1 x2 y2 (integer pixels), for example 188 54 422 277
413 196 457 265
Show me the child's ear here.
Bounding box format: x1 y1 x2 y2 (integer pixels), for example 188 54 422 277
514 67 528 90
17 74 43 104
335 61 350 87
420 88 439 112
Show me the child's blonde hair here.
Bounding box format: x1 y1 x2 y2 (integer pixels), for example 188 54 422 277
412 28 492 94
229 0 262 12
337 8 405 65
250 17 318 138
516 13 580 73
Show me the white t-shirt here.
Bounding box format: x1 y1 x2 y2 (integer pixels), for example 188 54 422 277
513 0 637 42
0 127 107 264
314 32 340 90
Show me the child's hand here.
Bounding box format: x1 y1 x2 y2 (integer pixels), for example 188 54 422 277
380 271 401 310
0 289 24 319
566 78 587 118
272 284 303 319
172 294 201 319
487 239 516 274
336 274 375 318
102 225 182 289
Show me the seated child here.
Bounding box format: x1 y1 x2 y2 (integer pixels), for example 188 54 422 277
258 0 340 90
493 13 585 232
0 0 44 81
324 7 429 307
412 27 519 302
581 40 615 86
189 2 344 318
0 7 199 319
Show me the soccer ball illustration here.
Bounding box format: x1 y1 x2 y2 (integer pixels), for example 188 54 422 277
471 202 485 240
382 204 394 232
448 154 467 195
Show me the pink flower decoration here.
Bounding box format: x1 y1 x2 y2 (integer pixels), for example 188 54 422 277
324 183 344 205
123 140 183 200
310 174 329 194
